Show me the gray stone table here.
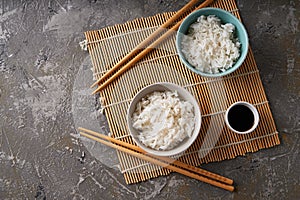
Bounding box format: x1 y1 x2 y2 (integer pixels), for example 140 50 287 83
0 0 299 199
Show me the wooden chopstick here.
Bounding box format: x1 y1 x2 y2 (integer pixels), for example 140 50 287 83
91 0 214 94
78 127 235 191
79 131 234 191
90 0 199 89
78 127 233 185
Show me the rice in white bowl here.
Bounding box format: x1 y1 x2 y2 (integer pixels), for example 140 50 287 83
132 90 195 151
181 15 240 74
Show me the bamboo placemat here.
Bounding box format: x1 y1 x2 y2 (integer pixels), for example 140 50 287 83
84 0 280 184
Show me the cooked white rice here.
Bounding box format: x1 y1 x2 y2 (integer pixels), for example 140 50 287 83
181 15 240 74
132 90 195 151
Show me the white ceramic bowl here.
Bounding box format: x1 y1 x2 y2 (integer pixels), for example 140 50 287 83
127 82 201 156
224 101 259 134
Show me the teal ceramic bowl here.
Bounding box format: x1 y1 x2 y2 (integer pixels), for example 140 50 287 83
176 8 249 77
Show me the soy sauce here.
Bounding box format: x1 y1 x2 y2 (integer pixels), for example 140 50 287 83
228 104 254 132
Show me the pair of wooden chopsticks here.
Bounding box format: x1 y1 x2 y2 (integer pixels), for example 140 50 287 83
90 0 214 94
78 127 234 191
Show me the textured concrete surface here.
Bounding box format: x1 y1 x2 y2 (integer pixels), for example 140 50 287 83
0 0 299 199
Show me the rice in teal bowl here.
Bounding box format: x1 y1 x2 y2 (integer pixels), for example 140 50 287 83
176 8 249 77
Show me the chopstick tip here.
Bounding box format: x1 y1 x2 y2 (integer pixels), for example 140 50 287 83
90 81 98 88
92 86 102 94
91 90 97 95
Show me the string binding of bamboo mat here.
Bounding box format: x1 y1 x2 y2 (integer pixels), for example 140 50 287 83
84 0 280 184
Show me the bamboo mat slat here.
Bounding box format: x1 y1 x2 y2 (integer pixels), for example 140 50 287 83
84 0 280 184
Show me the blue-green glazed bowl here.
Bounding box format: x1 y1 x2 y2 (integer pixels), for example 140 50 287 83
176 8 249 77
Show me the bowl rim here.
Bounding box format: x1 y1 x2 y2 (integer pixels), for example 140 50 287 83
127 82 201 156
176 7 249 77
